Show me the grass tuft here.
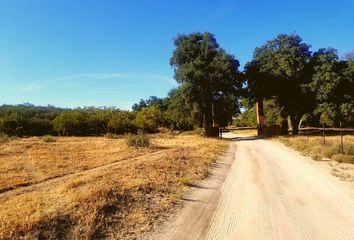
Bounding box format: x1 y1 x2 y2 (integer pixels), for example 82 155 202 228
0 132 9 143
125 132 150 148
179 177 192 186
42 135 56 143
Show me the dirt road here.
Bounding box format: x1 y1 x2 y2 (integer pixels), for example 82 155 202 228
151 133 354 240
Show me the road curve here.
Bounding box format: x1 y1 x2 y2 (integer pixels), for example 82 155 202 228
152 132 354 240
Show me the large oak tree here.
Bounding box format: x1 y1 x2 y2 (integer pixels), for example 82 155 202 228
245 34 315 134
170 32 242 136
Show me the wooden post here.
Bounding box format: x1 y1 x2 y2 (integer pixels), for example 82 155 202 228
256 100 264 136
322 124 326 146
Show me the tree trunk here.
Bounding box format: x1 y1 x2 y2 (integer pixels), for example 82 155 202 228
204 113 212 137
290 114 301 135
256 100 264 136
280 119 288 135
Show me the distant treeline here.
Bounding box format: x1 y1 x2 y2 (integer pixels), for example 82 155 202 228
0 89 234 136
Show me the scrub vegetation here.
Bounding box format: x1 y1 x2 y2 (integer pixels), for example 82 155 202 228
0 133 228 239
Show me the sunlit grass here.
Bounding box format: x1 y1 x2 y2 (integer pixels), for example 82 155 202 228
275 135 354 164
0 133 228 239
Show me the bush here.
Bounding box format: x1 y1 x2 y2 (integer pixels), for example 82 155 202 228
192 128 204 136
125 132 150 147
104 133 118 139
0 132 9 143
179 177 192 186
332 154 354 164
133 107 163 133
326 142 354 157
42 135 56 143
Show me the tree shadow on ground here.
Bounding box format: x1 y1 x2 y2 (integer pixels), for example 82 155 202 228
222 136 263 142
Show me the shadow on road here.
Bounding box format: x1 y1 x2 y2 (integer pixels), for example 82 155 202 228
222 136 262 141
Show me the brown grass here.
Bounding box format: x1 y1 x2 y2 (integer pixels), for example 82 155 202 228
275 135 354 164
230 129 258 136
0 133 228 239
0 137 159 193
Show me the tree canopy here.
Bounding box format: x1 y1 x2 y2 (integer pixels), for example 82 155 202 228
170 32 242 135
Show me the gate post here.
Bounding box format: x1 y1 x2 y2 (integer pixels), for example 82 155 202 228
256 100 264 136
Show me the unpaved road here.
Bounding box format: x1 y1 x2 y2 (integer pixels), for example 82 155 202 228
151 133 354 240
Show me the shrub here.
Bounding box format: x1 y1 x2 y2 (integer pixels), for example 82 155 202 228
104 133 118 139
192 128 204 136
42 135 56 143
133 107 163 133
125 132 150 147
179 177 192 186
332 154 354 164
326 142 354 157
0 132 9 143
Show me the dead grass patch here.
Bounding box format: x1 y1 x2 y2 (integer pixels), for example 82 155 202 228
0 137 159 192
0 133 228 239
275 135 354 163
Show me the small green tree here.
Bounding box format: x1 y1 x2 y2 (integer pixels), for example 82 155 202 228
52 111 87 136
310 48 354 127
108 111 133 134
166 86 198 130
133 107 163 132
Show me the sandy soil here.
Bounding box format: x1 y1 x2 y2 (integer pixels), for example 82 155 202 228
151 132 354 240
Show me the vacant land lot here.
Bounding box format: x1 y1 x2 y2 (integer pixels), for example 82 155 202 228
0 133 228 239
0 137 160 193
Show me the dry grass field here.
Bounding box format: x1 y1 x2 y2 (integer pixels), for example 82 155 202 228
0 133 228 239
275 135 354 163
0 136 159 193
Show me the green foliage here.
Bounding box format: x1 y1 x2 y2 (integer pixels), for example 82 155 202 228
125 132 150 147
52 111 88 136
179 177 192 186
234 110 256 127
246 34 315 134
87 110 111 135
108 111 134 134
234 99 281 127
264 100 283 126
132 96 168 112
42 135 56 143
0 104 60 136
133 107 163 132
309 48 354 127
166 86 199 130
170 32 242 136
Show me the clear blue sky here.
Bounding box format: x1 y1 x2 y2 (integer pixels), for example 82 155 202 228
0 0 353 110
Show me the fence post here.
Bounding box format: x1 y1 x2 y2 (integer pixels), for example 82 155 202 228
322 124 326 146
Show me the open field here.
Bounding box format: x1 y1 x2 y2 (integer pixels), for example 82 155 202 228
0 136 159 193
0 133 228 239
